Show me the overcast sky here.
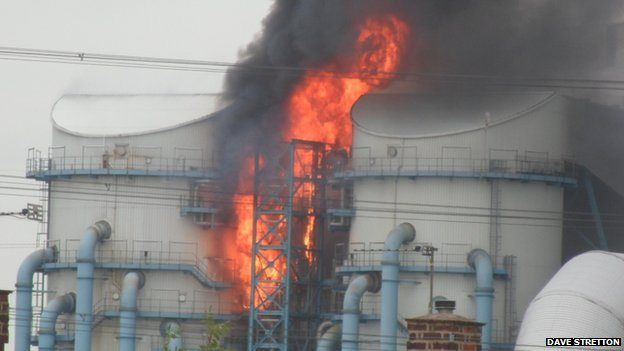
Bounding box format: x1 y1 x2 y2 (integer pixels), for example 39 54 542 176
0 1 272 347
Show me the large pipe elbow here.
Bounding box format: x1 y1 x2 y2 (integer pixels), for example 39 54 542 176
15 247 57 351
120 271 145 310
317 322 342 351
16 247 56 287
77 220 111 262
468 249 494 291
342 273 380 351
161 320 183 351
380 223 415 351
75 220 111 351
38 293 76 351
467 249 494 351
381 222 416 264
119 271 145 351
343 274 380 312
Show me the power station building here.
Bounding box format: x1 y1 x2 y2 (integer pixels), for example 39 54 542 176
15 90 623 350
20 94 234 351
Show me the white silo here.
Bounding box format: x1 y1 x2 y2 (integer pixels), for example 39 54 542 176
333 91 575 350
22 94 235 351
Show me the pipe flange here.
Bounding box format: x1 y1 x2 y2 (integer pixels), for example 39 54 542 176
397 223 416 244
38 328 56 336
368 272 382 293
62 292 77 313
46 245 59 263
91 220 112 241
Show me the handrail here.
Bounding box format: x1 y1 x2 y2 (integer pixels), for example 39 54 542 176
27 156 214 173
339 155 575 178
93 291 240 317
25 146 218 178
45 239 233 283
335 241 472 269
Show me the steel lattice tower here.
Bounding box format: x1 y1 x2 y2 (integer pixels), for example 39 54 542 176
248 140 327 351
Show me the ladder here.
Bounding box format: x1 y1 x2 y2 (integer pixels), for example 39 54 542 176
489 180 502 266
503 255 518 343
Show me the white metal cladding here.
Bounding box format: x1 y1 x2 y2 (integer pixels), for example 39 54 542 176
50 118 219 171
347 91 568 347
44 104 228 350
347 177 563 345
515 251 624 351
351 91 569 163
51 94 222 137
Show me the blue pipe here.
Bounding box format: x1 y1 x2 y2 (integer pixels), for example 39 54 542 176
74 220 111 351
341 273 380 351
161 320 183 351
119 271 145 351
317 322 341 351
38 292 76 351
14 247 56 351
468 249 494 351
380 223 415 351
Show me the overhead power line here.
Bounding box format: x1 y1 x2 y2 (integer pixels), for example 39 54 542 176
3 46 624 90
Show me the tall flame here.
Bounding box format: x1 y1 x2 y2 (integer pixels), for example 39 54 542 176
284 14 409 264
285 15 410 148
225 14 410 309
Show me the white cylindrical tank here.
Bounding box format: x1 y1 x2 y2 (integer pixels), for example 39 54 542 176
515 251 624 350
341 91 571 348
34 95 232 351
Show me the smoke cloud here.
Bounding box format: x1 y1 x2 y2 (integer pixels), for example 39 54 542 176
218 0 624 182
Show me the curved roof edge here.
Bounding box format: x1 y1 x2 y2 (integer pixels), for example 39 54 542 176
351 91 557 139
51 94 229 138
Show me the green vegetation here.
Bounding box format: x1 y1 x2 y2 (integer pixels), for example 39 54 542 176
163 313 232 351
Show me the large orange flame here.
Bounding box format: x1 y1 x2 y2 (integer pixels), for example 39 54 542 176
284 14 409 265
225 14 410 310
285 15 410 147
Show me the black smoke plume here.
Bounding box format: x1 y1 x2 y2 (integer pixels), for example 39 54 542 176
218 0 623 186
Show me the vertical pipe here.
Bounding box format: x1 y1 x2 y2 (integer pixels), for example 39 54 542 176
468 249 494 351
380 223 415 351
118 272 145 351
341 273 380 351
38 293 76 351
14 247 56 351
317 322 341 351
161 320 183 351
74 221 111 351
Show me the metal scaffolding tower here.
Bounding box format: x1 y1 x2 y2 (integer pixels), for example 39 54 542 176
248 140 327 351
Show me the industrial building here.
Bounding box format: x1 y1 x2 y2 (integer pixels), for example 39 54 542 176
14 89 624 351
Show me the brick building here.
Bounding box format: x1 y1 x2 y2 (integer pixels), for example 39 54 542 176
406 301 484 351
0 290 11 351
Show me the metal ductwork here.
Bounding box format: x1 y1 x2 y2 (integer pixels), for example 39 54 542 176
38 292 76 351
74 220 112 351
380 223 416 351
515 251 624 351
468 249 494 351
119 271 146 351
317 321 341 351
342 273 381 351
161 320 183 351
14 246 57 351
